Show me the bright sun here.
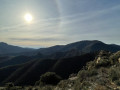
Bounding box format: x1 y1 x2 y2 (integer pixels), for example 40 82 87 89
24 13 33 22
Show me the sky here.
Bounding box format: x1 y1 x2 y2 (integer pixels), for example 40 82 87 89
0 0 120 48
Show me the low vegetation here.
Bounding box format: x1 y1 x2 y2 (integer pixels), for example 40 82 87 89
1 50 120 90
35 72 62 86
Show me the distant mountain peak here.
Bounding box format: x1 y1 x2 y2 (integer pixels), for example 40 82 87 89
0 42 8 45
67 40 104 45
81 40 104 43
0 42 34 55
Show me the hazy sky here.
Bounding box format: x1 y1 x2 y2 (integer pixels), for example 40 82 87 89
0 0 120 48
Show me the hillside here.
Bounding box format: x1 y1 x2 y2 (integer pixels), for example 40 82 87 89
0 42 34 55
2 50 120 90
55 50 120 90
24 50 120 90
37 40 120 55
1 40 120 56
1 40 120 88
0 52 96 85
0 55 33 68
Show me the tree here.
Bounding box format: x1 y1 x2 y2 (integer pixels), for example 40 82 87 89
37 72 62 86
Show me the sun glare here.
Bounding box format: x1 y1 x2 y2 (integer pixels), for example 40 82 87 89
24 13 33 22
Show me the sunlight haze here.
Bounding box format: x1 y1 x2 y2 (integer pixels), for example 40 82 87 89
0 0 120 48
24 13 33 23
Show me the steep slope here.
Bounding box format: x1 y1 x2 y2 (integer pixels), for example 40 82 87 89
3 59 57 85
56 50 120 90
2 50 120 90
0 52 96 85
0 55 33 68
0 65 22 85
1 40 120 86
0 56 11 63
51 53 96 78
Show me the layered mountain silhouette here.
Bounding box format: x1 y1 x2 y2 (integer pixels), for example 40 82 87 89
0 55 33 68
0 53 96 85
0 40 120 85
37 40 120 55
0 42 34 55
1 40 120 56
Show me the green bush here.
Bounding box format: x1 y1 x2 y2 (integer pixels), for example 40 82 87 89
5 82 14 87
58 79 75 89
88 69 98 76
78 69 97 81
94 85 107 90
110 51 120 64
86 61 96 70
77 70 88 81
74 81 91 90
73 81 82 90
38 72 62 86
115 80 120 86
37 86 54 90
109 68 120 81
5 82 15 90
35 81 39 86
95 59 111 68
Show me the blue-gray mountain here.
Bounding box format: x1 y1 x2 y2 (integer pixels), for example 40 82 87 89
37 40 120 55
1 40 120 56
0 40 120 86
0 42 35 55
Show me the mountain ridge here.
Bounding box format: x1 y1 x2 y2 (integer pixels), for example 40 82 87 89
1 40 120 86
0 42 35 55
1 40 120 56
37 40 120 55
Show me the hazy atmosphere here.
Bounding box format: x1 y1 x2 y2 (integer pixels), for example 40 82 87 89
1 1 120 89
0 0 120 48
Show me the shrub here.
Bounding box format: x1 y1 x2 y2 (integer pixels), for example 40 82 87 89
35 81 39 86
110 51 120 64
115 80 120 86
77 70 88 81
74 81 91 90
78 69 97 81
95 59 111 68
39 72 62 86
109 68 120 81
5 82 16 90
73 81 82 90
94 85 107 90
5 82 14 87
57 80 68 88
35 86 54 90
41 86 54 90
58 79 74 89
88 69 98 77
86 61 96 70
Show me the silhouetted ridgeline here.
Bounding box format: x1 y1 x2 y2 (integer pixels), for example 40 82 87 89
0 52 96 85
0 42 34 55
1 40 120 56
0 40 120 87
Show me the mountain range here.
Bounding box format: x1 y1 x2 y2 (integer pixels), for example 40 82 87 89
0 42 34 55
1 40 120 56
0 40 120 85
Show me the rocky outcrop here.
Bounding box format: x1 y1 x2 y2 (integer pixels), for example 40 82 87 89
96 50 111 63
